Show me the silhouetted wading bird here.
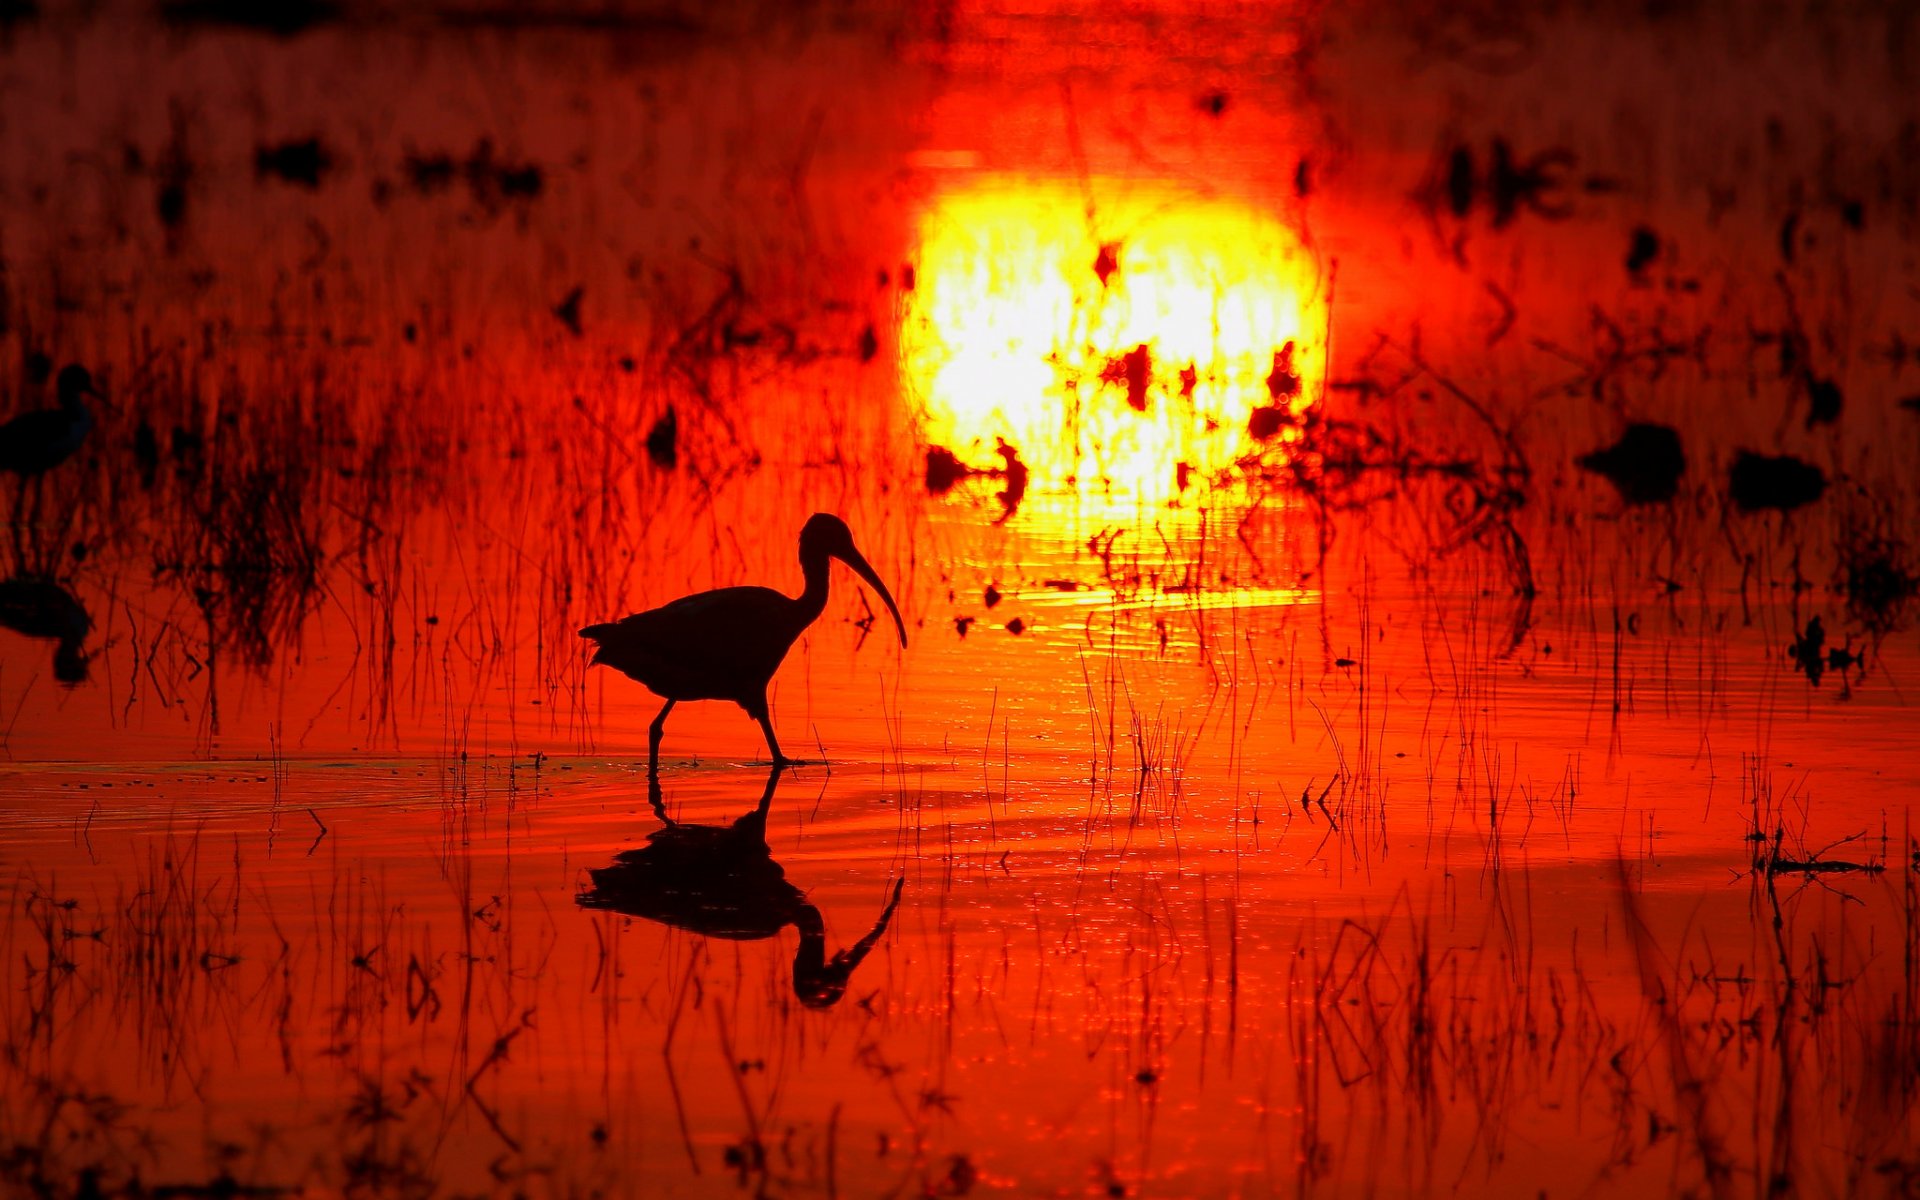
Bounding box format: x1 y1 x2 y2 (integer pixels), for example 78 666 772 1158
576 768 904 1008
1 365 98 480
580 513 907 769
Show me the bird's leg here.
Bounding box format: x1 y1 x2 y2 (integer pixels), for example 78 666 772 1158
753 763 783 819
647 699 675 776
755 708 794 768
647 771 671 824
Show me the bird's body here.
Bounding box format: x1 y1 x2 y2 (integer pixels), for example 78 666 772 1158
584 584 820 716
582 513 906 769
0 366 97 478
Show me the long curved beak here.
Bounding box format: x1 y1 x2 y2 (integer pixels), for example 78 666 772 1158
836 544 908 648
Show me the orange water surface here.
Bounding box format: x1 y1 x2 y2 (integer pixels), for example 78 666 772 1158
3 2 1919 1197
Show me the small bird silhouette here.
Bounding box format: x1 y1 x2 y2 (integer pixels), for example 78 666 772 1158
576 768 904 1009
581 513 907 770
1 365 99 479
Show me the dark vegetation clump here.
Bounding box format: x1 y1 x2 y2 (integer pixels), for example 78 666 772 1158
1099 343 1152 412
1839 528 1919 637
254 137 333 188
1576 422 1685 504
924 446 972 494
1246 404 1288 441
1434 137 1576 229
174 463 328 669
1248 341 1304 440
162 0 337 35
646 406 677 469
401 140 542 213
1728 451 1825 513
1801 371 1842 427
1625 226 1660 277
992 438 1027 522
553 285 584 336
922 441 1026 521
1787 615 1858 687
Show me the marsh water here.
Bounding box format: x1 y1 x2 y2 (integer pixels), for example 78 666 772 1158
4 2 1920 1196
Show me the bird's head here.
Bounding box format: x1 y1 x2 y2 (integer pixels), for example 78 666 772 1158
55 365 100 409
790 878 904 1009
800 513 907 648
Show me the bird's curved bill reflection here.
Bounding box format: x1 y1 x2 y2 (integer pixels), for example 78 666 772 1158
574 768 903 1009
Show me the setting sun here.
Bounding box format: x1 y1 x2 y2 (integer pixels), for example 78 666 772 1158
903 179 1326 506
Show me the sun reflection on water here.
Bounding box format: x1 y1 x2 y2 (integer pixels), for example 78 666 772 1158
903 179 1326 507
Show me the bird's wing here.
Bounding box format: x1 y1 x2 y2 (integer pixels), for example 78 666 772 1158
582 586 800 699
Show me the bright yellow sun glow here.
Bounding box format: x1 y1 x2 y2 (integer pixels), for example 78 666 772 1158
904 179 1326 507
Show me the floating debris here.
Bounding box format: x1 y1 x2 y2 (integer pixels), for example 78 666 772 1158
1765 858 1882 875
1575 422 1685 504
1247 404 1288 441
1005 617 1026 635
925 446 975 494
1728 450 1825 513
954 616 975 638
1265 341 1301 402
1789 615 1828 685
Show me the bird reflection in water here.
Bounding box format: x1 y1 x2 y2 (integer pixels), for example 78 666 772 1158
575 768 904 1008
0 575 91 684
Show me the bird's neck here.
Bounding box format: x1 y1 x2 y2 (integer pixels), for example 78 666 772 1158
795 551 832 625
790 905 828 977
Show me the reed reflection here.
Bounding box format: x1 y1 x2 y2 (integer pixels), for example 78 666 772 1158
576 768 903 1009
